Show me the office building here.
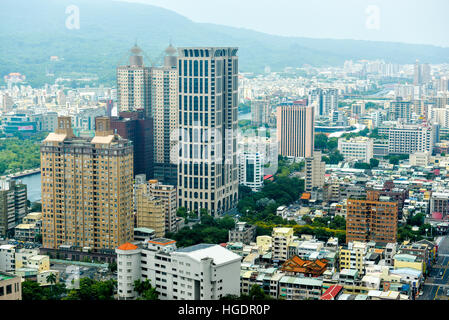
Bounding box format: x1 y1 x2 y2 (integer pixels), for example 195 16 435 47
0 179 27 238
152 44 179 186
41 116 134 251
338 137 374 163
388 124 433 155
276 103 314 159
238 152 263 192
305 151 325 192
116 239 241 300
177 47 239 216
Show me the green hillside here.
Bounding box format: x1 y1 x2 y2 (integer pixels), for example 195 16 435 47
1 0 449 87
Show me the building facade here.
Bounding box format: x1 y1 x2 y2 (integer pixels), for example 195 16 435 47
177 47 239 216
41 117 134 251
338 137 374 163
116 240 241 300
276 103 314 159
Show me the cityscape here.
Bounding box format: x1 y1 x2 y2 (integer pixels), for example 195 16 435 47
1 0 449 307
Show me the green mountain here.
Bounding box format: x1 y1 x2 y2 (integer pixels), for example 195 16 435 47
2 0 449 87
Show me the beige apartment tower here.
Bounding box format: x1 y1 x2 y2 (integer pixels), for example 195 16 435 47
277 103 314 158
135 184 166 238
177 47 239 216
117 44 151 116
41 117 134 250
305 151 325 192
152 44 179 185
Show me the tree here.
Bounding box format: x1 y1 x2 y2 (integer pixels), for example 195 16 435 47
63 278 116 300
134 279 159 300
108 262 117 273
247 284 272 300
369 158 379 168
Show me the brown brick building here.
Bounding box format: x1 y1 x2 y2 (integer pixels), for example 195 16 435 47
346 195 398 244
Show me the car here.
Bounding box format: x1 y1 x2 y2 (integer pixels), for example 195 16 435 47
447 290 449 296
440 270 444 276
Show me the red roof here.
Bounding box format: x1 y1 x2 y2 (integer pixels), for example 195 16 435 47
320 285 343 300
117 242 138 251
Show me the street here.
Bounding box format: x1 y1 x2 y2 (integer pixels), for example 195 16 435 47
419 236 449 300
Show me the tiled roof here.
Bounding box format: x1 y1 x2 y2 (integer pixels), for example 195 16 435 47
117 242 138 251
320 285 343 300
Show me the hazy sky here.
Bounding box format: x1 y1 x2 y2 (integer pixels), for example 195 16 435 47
117 0 449 47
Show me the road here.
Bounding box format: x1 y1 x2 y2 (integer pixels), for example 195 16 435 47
419 236 449 300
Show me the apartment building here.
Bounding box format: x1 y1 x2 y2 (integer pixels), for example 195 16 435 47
116 239 242 300
116 44 150 114
346 196 398 244
338 137 374 163
0 245 15 272
41 117 134 251
272 228 294 262
0 179 28 238
135 184 166 238
0 272 21 300
152 44 179 186
338 242 369 275
305 151 325 192
228 222 256 245
238 152 264 192
278 276 323 300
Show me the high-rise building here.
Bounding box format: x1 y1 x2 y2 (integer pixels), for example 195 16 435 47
389 98 412 123
0 180 27 238
308 88 338 117
152 44 179 186
346 196 398 244
41 117 134 250
338 137 374 163
177 47 239 216
414 60 431 86
388 124 433 155
117 44 151 116
276 103 314 159
110 110 154 178
305 151 325 192
238 152 263 192
251 97 270 126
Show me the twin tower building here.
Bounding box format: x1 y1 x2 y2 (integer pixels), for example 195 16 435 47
41 45 240 250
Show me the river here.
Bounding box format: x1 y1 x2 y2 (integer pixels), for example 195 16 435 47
13 173 41 203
